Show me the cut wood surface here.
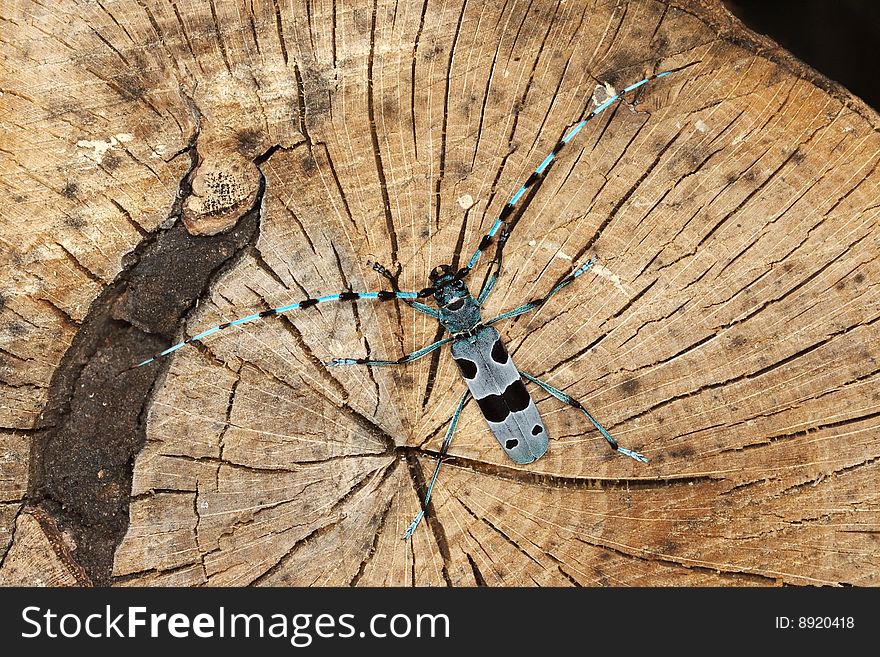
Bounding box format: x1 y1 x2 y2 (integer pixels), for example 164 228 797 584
1 0 878 586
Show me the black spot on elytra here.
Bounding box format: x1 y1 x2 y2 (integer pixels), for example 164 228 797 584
620 378 640 394
503 379 530 412
477 380 530 422
477 393 508 423
728 334 748 349
419 227 430 238
531 424 543 436
725 172 739 186
490 339 509 365
854 272 865 285
790 149 806 165
62 182 78 198
455 357 478 380
505 438 519 449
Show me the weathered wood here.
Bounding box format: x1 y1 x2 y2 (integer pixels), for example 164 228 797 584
0 510 88 586
1 0 878 586
0 431 29 564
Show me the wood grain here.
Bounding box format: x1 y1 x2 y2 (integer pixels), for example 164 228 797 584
1 0 877 586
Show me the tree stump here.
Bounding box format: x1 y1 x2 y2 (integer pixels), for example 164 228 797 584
1 0 878 586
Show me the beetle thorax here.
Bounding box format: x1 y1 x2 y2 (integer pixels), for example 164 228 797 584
429 264 482 333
